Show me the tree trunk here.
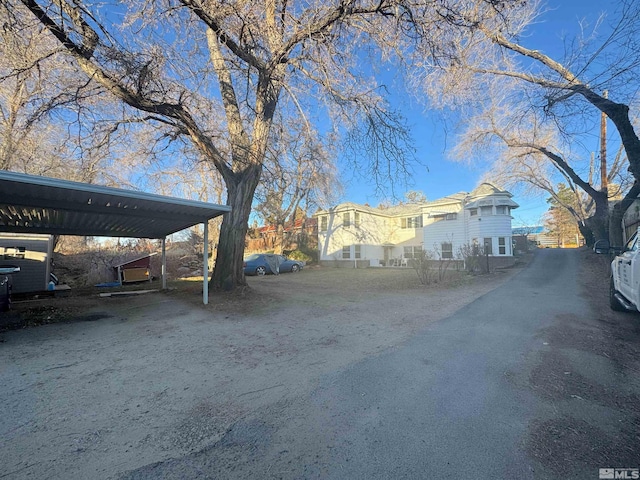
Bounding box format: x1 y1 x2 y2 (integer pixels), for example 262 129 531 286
609 203 625 247
577 223 594 247
274 224 285 255
208 69 282 291
582 190 609 246
210 164 262 290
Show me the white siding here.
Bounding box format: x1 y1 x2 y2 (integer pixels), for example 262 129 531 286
317 186 517 265
318 209 394 261
423 215 466 259
468 210 513 255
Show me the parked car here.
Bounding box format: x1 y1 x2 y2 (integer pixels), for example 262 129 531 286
243 254 304 276
608 229 640 312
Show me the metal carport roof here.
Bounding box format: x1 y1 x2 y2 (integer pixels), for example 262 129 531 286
0 170 231 304
0 170 230 238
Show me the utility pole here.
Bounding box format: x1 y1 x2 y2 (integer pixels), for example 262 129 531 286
600 91 608 199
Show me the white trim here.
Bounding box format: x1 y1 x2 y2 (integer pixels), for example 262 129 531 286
161 238 167 290
203 222 209 305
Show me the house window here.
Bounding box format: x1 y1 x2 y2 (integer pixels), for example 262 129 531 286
343 212 350 227
355 245 361 259
496 205 508 215
403 246 422 259
469 209 477 216
480 206 493 216
354 212 360 228
441 242 453 259
342 245 351 259
2 246 25 260
483 238 493 255
432 213 455 222
402 216 423 228
499 237 506 255
320 216 328 232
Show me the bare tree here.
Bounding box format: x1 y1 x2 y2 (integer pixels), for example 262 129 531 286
9 0 523 290
457 99 631 243
403 190 428 203
255 117 339 253
418 0 640 245
0 4 142 186
0 6 78 175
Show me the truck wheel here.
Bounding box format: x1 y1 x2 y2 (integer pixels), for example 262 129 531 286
609 277 626 312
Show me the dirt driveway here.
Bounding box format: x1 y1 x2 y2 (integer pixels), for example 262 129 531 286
1 263 523 479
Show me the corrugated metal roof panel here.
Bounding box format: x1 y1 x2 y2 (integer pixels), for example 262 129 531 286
0 171 231 238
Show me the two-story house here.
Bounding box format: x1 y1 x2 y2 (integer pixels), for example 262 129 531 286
314 183 519 267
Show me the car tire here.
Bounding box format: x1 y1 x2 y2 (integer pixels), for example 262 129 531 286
609 277 626 312
291 264 299 272
256 266 267 276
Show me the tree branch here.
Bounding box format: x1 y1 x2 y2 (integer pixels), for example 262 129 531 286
19 0 234 182
178 0 265 70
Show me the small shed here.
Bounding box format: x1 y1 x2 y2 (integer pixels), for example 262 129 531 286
113 253 157 284
0 171 231 304
0 233 53 293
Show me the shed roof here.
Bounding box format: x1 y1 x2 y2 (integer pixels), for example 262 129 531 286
0 171 230 238
113 252 158 269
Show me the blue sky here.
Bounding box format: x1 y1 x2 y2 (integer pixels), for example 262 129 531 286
338 0 617 227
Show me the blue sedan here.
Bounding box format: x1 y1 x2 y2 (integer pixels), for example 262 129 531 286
243 254 304 276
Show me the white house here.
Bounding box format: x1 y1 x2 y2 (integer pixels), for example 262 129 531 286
314 183 519 267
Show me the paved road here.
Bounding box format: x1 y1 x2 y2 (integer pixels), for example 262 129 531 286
123 249 640 479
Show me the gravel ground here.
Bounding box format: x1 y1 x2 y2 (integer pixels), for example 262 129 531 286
0 262 524 479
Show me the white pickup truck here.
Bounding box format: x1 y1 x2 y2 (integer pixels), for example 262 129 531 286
609 228 640 312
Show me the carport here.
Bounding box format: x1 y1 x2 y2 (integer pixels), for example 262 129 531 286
0 170 231 304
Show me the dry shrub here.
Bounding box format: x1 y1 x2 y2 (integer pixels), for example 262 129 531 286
411 249 454 285
458 243 490 274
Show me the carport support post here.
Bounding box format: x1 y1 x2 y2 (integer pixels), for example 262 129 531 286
161 237 167 290
203 221 209 305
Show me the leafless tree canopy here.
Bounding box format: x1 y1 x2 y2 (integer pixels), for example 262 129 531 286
4 0 526 288
255 115 340 253
417 0 640 244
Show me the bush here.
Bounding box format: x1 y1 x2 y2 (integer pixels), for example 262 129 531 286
285 249 315 264
457 243 490 274
410 248 454 285
411 249 436 285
